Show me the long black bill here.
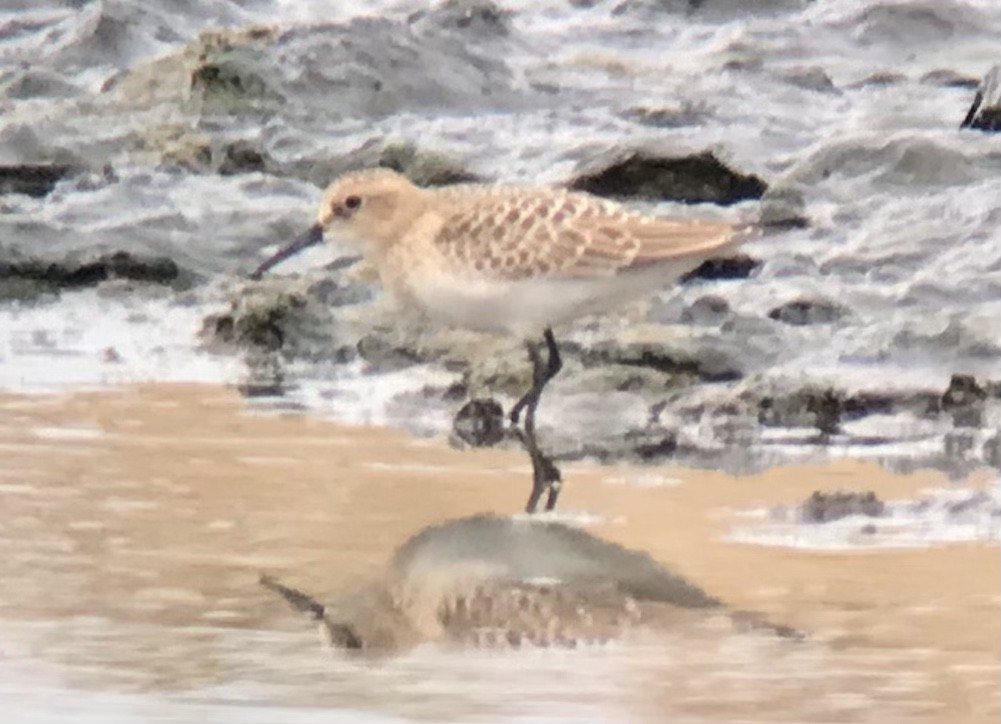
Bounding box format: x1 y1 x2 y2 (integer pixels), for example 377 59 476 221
249 222 324 280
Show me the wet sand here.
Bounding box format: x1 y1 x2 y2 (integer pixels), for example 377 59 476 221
0 384 997 722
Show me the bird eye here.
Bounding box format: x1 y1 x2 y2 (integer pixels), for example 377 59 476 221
344 195 362 210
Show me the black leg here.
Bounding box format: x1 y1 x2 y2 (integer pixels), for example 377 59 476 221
512 329 563 514
509 329 562 425
522 436 562 513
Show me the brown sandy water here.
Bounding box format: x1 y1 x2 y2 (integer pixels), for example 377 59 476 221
0 384 997 722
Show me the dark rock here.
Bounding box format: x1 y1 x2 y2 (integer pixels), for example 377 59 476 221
941 374 987 408
237 378 288 398
800 490 885 523
839 392 897 421
94 252 179 284
808 390 842 435
759 185 809 229
623 426 678 461
681 295 730 324
920 69 979 89
218 140 269 175
412 0 511 37
960 65 1001 132
781 67 838 94
613 0 807 16
569 150 767 205
768 298 848 326
208 304 292 352
186 28 280 112
624 103 710 128
357 334 426 372
583 342 742 383
758 387 842 435
721 55 765 74
0 164 75 198
201 290 342 358
452 398 506 447
984 433 1001 469
854 71 907 88
941 373 986 428
681 254 761 283
752 383 943 439
0 251 181 299
683 346 743 382
441 382 470 402
306 277 376 308
190 57 272 105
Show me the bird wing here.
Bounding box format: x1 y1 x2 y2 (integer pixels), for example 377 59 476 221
432 188 754 280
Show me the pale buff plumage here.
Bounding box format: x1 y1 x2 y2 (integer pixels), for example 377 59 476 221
259 168 756 337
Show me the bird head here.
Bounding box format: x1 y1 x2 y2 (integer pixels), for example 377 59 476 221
250 168 422 279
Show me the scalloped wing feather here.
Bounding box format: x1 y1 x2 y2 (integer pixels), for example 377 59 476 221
432 188 755 280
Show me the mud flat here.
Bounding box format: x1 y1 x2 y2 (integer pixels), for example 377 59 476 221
0 384 997 722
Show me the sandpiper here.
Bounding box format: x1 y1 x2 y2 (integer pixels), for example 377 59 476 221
252 168 757 512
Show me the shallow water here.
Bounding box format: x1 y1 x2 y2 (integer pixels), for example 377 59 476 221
0 386 998 722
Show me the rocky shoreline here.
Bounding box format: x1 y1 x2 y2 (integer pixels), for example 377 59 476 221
1 2 999 477
197 265 1000 475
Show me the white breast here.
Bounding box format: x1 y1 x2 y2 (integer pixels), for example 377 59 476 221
402 260 705 338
